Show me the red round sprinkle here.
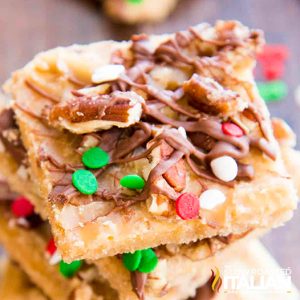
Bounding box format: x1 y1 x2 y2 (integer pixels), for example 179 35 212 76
262 63 284 81
222 122 244 137
175 193 200 220
11 196 34 218
258 45 289 63
46 238 57 256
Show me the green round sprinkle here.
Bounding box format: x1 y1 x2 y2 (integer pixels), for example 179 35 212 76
127 0 143 4
138 249 158 273
59 260 82 278
120 175 145 190
82 147 110 169
72 170 98 195
122 250 142 271
257 81 288 103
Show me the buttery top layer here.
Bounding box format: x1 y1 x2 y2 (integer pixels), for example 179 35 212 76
3 21 297 260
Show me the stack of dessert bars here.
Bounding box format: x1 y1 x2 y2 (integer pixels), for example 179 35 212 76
0 20 299 300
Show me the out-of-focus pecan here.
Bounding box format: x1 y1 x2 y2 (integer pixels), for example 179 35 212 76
183 74 247 117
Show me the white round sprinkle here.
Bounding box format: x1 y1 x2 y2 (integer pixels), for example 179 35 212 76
91 64 125 84
49 249 62 265
178 126 187 139
210 155 238 182
199 189 226 210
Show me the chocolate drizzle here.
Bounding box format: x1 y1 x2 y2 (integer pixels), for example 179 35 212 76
188 279 216 300
0 108 27 165
130 271 148 300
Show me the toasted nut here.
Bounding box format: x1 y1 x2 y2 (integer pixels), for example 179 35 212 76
48 91 144 134
183 74 247 116
189 132 215 152
163 160 187 192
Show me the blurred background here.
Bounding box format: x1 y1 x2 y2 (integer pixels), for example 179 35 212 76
0 0 299 285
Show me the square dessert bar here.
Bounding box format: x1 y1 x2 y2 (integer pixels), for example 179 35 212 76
0 149 299 300
1 136 300 299
3 21 297 261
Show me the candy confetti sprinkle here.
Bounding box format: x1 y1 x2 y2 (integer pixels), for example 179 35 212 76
175 193 200 220
59 260 83 278
120 174 145 190
82 147 110 169
138 249 158 273
222 122 244 137
122 249 158 273
11 196 34 218
257 81 288 102
72 169 98 195
46 238 57 256
122 250 142 271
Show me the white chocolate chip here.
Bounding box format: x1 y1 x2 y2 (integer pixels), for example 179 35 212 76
178 126 187 139
49 250 62 265
210 156 238 182
199 189 226 210
91 64 125 84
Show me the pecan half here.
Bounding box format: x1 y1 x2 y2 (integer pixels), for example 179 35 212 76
47 91 144 134
183 74 247 116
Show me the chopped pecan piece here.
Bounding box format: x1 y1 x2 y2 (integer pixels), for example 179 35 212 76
160 141 187 192
183 74 247 116
48 91 144 134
